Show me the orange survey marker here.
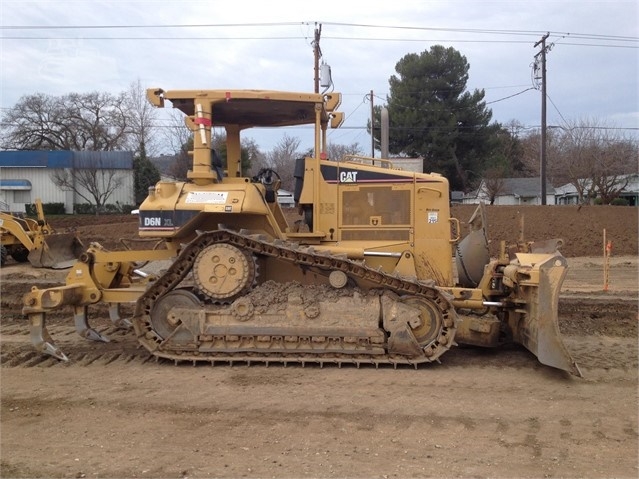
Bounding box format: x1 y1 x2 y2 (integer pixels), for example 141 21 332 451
603 230 613 291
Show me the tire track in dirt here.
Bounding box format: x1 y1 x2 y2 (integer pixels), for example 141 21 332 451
1 352 636 479
2 320 636 375
2 267 636 373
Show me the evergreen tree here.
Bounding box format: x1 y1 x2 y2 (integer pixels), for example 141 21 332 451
133 141 160 205
377 45 499 191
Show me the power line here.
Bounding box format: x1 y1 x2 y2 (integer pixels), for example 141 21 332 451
2 121 636 133
486 88 535 105
3 21 636 41
1 21 636 47
320 22 639 42
0 35 306 40
0 22 307 30
546 94 570 126
2 35 636 49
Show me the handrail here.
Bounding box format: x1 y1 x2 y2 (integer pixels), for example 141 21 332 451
341 155 395 169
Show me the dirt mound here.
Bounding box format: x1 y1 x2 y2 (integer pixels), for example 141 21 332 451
49 205 637 257
451 204 637 257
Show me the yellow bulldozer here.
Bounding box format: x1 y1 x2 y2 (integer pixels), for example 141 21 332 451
22 87 581 376
1 199 84 269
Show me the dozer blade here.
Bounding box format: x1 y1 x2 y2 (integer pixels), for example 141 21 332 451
455 203 490 288
28 233 85 269
514 253 582 377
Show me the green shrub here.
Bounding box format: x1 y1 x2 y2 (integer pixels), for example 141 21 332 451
104 203 119 214
45 203 66 215
611 197 629 206
118 204 136 214
72 203 135 214
74 203 96 215
25 202 66 216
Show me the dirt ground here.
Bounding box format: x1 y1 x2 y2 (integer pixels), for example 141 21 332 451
0 206 637 478
23 204 636 258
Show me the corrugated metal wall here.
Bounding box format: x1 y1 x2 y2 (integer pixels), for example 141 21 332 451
0 151 135 213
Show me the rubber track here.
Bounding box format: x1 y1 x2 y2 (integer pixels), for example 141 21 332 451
132 230 458 366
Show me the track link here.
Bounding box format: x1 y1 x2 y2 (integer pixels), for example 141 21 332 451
132 230 457 366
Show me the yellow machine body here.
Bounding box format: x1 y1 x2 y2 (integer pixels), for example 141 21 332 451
0 199 83 268
23 88 580 376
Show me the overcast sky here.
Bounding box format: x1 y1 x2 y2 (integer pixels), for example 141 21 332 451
1 0 637 155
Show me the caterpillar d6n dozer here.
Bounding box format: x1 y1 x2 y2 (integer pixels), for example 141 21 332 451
23 87 580 376
1 198 84 269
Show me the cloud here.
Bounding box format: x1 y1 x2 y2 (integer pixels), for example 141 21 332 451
1 0 637 152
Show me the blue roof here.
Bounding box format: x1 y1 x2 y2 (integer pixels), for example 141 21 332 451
0 150 133 169
0 179 32 190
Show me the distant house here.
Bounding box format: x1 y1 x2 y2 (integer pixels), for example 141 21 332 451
277 189 296 208
462 177 555 205
0 150 134 213
555 174 639 206
387 157 424 174
450 191 465 204
343 155 424 174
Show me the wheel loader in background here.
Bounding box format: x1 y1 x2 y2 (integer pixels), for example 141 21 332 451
0 198 84 268
22 88 581 376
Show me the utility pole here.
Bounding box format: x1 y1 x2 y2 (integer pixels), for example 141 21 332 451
534 32 550 205
313 23 322 93
369 90 374 157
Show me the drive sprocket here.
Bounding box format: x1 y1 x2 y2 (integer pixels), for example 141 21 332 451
193 243 256 302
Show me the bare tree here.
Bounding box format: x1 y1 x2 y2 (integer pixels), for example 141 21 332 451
518 131 541 177
1 93 67 149
326 141 363 161
50 155 125 214
166 144 191 181
158 110 192 180
1 91 129 151
124 79 159 157
552 124 597 203
160 112 233 180
249 138 365 190
164 135 229 181
161 109 193 158
551 118 637 204
260 134 302 191
163 132 256 181
481 167 507 205
518 118 638 204
518 128 564 180
590 133 637 203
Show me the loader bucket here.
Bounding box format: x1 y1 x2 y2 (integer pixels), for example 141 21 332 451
512 252 582 377
28 233 85 269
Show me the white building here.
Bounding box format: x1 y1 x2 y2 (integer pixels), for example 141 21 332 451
0 150 134 213
387 157 424 173
554 174 639 206
463 177 555 205
276 189 296 208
